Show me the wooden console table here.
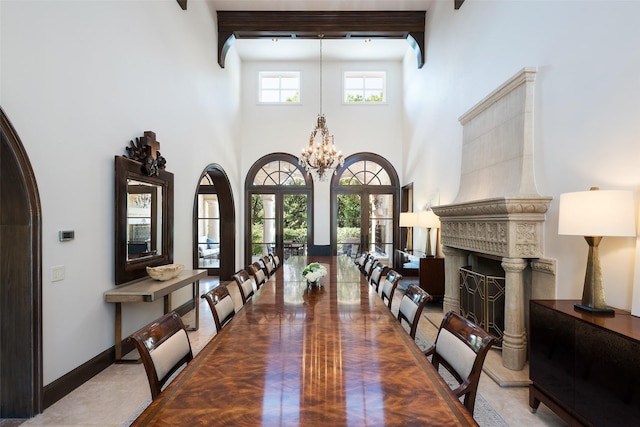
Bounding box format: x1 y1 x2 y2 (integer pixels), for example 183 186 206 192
529 300 640 426
104 269 207 362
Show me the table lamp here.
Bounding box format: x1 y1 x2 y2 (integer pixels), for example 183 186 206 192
558 187 636 314
399 212 418 251
417 210 441 257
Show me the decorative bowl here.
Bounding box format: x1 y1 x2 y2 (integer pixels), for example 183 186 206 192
146 263 184 281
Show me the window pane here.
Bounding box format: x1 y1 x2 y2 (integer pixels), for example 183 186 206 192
344 71 385 103
197 194 219 268
337 194 361 258
259 71 300 104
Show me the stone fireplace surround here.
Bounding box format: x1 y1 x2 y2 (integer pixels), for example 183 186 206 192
432 68 554 371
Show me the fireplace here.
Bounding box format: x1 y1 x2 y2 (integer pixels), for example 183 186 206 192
432 68 554 371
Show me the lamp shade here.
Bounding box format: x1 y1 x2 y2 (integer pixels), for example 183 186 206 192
399 212 418 227
558 189 636 237
417 210 440 228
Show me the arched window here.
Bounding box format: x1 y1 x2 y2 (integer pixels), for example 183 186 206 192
331 153 399 266
245 153 313 266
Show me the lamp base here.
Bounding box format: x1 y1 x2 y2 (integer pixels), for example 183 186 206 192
574 303 615 315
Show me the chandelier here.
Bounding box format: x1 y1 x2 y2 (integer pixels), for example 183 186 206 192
299 35 344 181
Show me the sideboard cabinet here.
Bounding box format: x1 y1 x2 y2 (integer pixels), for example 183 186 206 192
529 300 640 426
393 250 444 300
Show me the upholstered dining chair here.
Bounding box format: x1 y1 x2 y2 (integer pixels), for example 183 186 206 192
269 252 280 271
128 311 193 400
424 311 498 415
380 269 402 308
248 262 267 290
201 285 235 333
260 255 275 277
232 269 254 305
362 255 377 280
368 262 387 292
397 284 432 339
354 251 368 268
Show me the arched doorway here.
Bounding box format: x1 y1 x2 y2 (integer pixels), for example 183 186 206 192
331 153 400 265
0 107 43 417
193 164 235 281
245 153 313 267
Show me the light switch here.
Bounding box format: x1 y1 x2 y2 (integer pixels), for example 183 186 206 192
51 265 65 282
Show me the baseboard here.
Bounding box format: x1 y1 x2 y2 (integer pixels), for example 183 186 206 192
42 299 196 409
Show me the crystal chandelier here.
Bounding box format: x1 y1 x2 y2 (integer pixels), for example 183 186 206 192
299 35 344 181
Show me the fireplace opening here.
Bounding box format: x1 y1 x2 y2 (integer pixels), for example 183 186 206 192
460 255 505 347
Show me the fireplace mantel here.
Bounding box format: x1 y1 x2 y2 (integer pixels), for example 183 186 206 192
433 196 552 259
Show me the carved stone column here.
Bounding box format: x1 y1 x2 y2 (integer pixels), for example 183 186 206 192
441 246 468 315
501 257 528 370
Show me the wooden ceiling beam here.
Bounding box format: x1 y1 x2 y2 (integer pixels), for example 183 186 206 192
217 11 426 69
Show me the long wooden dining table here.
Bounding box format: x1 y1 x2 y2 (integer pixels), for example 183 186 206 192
131 256 477 426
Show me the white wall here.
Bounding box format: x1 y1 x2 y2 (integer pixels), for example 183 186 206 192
239 59 404 244
403 0 640 310
0 0 241 385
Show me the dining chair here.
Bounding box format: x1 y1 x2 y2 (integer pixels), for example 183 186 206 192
269 252 280 270
362 255 377 279
200 285 235 332
260 255 275 277
424 310 498 415
368 262 387 292
397 284 432 339
354 251 368 269
248 262 267 289
232 269 254 304
380 269 402 308
127 311 193 400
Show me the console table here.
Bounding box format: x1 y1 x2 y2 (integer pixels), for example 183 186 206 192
104 269 207 362
529 300 640 426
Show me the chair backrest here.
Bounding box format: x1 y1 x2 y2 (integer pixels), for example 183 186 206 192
365 258 379 282
128 311 193 400
232 269 254 304
248 262 267 289
369 263 386 291
397 284 432 339
269 252 280 270
260 255 274 277
354 251 368 268
201 285 235 332
380 269 402 308
426 311 498 415
362 255 375 276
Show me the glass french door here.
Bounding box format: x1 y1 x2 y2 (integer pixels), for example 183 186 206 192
249 192 309 264
337 192 394 263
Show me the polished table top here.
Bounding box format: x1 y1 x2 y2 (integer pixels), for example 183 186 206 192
132 256 477 426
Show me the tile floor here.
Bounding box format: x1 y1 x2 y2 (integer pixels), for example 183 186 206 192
12 276 567 427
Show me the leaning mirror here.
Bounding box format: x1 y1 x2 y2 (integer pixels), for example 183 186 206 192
115 131 173 285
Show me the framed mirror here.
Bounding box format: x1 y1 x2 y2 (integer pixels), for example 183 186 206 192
115 155 173 285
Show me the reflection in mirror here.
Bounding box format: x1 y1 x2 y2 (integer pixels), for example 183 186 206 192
127 179 162 260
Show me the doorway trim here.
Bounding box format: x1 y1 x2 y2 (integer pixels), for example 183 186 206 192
0 107 43 417
193 164 235 281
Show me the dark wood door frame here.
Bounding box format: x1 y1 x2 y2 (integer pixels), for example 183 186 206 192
193 164 235 281
0 106 43 417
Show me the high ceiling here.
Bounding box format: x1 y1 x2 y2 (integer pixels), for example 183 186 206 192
209 0 435 62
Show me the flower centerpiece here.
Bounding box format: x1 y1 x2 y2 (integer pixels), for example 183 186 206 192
302 262 327 286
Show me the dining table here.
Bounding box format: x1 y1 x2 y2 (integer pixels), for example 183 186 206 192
131 255 477 426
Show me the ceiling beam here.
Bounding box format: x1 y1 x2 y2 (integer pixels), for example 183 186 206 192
176 0 187 10
455 0 465 10
217 11 426 69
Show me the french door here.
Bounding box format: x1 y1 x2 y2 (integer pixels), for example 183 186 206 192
248 192 310 265
332 154 400 266
245 154 313 267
